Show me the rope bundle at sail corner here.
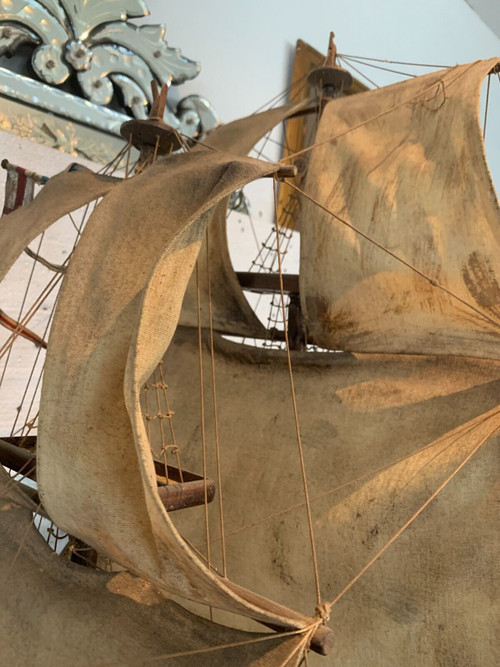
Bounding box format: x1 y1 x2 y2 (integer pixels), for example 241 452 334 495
315 601 332 624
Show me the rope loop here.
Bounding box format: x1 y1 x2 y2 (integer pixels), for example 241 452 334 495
161 443 179 455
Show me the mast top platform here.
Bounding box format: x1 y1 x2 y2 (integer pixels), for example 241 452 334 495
120 80 183 155
307 32 353 94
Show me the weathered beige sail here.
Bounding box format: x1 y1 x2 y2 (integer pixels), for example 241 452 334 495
0 168 116 279
179 102 307 338
159 327 500 665
35 150 327 640
0 468 308 667
299 59 500 356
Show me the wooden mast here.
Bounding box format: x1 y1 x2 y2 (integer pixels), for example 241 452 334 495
120 80 185 167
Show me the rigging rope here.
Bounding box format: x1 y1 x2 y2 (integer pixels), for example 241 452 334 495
205 230 227 577
158 362 184 482
252 71 311 115
195 260 213 596
273 177 322 607
338 55 380 89
1 195 99 442
280 62 477 164
0 227 46 389
152 368 173 484
338 53 452 69
0 269 64 361
197 409 492 549
340 55 418 78
287 180 500 331
325 418 499 610
103 627 310 665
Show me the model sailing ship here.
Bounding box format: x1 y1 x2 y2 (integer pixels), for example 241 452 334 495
1 32 499 666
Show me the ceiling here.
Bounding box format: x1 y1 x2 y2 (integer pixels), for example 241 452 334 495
465 0 500 39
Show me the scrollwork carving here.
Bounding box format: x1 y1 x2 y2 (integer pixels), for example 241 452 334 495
0 0 218 137
0 106 113 163
0 23 38 56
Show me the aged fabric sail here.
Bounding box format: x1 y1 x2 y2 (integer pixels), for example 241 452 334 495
299 59 500 356
0 167 116 280
36 150 324 636
0 470 308 667
277 40 369 232
159 328 500 665
179 102 307 338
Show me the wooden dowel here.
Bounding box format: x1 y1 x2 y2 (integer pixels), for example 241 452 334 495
0 437 215 513
0 437 36 480
236 271 299 294
261 621 333 656
265 165 297 179
157 478 216 512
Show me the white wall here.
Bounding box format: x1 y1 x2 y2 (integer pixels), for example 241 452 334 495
146 0 500 119
0 134 100 433
144 0 500 270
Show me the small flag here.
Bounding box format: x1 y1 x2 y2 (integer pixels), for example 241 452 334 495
1 159 48 216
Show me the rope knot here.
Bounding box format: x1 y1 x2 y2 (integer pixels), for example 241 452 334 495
315 602 331 624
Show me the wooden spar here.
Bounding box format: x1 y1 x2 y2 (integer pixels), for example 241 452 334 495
229 578 334 656
0 309 47 349
0 437 36 480
236 273 307 348
265 165 298 179
151 458 216 512
157 479 215 512
120 81 184 157
236 271 299 294
261 620 334 656
287 292 307 351
0 438 332 658
0 437 215 513
307 32 353 95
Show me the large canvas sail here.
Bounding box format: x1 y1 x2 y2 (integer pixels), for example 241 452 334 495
158 327 500 663
27 150 328 639
299 59 500 356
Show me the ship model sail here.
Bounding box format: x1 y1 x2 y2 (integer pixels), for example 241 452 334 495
1 34 499 665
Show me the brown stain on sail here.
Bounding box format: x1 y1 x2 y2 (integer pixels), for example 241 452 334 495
462 251 500 313
309 296 357 337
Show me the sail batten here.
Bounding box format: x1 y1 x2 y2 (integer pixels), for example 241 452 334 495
299 58 500 357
